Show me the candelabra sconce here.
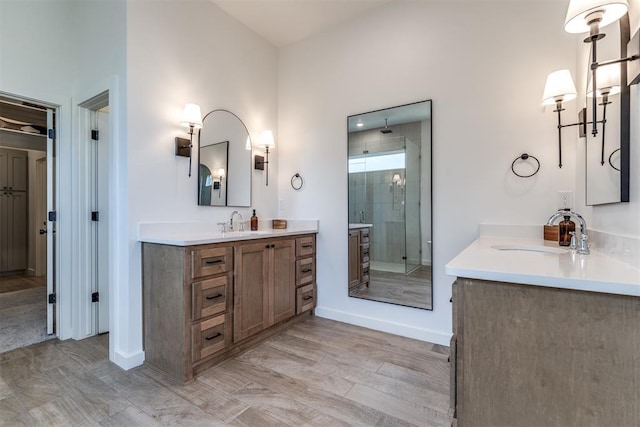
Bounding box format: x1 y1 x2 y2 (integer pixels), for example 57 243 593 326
254 130 275 186
178 103 203 177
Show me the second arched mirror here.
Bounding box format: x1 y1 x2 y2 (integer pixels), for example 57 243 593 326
198 109 251 207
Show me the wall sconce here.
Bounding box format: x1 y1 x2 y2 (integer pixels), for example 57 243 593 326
586 62 621 165
254 130 275 186
543 0 639 171
177 103 202 177
216 168 225 198
245 135 251 151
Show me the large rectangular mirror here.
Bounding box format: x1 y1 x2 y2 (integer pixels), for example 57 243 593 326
347 100 432 310
198 109 251 207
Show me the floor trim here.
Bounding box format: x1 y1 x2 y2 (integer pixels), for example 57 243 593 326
112 348 145 370
315 306 450 346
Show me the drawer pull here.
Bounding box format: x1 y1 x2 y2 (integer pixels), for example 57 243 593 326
303 295 313 301
302 244 313 248
301 268 312 273
205 332 222 341
205 259 223 265
206 293 223 300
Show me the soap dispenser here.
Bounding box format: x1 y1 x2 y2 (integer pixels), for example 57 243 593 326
558 211 575 247
251 209 258 231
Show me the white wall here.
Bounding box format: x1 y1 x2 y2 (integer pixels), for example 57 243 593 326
277 1 576 344
123 1 279 365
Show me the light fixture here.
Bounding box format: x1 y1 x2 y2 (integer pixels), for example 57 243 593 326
255 130 275 186
245 135 251 150
356 121 364 128
541 69 581 168
543 1 639 176
216 168 225 197
177 103 202 177
586 63 621 165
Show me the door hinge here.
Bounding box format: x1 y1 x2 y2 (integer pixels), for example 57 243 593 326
91 130 99 141
91 211 99 222
48 129 56 139
48 211 57 221
91 292 99 303
48 293 56 304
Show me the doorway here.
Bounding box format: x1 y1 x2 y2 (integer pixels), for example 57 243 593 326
79 92 110 336
0 94 57 353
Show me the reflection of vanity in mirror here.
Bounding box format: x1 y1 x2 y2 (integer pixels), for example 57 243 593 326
347 100 432 310
198 109 251 207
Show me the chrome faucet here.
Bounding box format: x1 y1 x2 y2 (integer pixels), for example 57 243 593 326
229 210 244 232
547 209 590 254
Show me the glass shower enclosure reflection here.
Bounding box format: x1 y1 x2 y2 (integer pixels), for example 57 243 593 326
348 137 421 274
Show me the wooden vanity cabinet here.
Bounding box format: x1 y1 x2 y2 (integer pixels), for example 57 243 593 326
451 277 640 427
142 233 317 383
348 227 369 291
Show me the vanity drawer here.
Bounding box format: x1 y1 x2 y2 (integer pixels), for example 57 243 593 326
360 243 370 263
296 257 315 287
191 247 232 279
296 283 316 314
191 274 231 321
360 228 370 244
361 262 370 283
296 235 315 257
191 313 231 363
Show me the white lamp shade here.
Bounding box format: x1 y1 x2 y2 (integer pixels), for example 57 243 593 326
587 63 621 97
217 168 225 177
180 103 203 129
245 135 252 150
564 0 629 33
542 70 578 105
259 130 275 148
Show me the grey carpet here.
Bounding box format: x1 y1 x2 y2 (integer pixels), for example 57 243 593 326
0 286 54 353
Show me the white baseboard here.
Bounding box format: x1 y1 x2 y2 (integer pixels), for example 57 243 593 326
315 307 450 346
112 349 145 370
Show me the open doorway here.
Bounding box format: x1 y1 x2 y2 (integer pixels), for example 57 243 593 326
0 94 56 353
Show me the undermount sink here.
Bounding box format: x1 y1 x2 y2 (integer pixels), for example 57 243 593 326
491 244 568 254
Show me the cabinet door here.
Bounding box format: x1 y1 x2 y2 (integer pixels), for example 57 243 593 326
0 194 7 271
270 239 295 325
234 242 269 342
6 150 28 192
0 149 7 189
6 192 27 271
348 230 361 289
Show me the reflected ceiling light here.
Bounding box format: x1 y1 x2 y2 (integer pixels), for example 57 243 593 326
356 121 364 127
177 103 203 177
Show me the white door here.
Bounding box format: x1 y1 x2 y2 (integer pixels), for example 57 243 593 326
91 107 109 334
46 109 55 335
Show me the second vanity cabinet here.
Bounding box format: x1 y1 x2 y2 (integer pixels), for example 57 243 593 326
450 277 640 427
142 233 317 383
348 226 370 291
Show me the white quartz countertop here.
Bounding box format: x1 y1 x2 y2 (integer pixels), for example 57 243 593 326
445 237 640 297
349 223 373 230
138 220 318 246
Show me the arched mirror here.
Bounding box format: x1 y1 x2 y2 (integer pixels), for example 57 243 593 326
198 109 251 207
347 100 432 310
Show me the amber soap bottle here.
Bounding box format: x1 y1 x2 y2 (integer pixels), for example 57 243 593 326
251 209 258 231
558 214 575 246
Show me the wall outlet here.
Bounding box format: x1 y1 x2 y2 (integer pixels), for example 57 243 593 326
558 191 573 210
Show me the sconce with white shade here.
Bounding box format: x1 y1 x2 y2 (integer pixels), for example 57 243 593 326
216 168 225 198
254 130 275 186
586 62 621 165
177 103 203 177
541 69 580 168
542 0 638 185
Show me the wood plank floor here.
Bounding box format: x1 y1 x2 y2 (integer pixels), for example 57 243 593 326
0 316 451 426
351 266 432 310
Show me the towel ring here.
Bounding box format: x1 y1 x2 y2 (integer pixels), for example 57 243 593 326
291 173 304 190
511 153 540 178
608 148 621 171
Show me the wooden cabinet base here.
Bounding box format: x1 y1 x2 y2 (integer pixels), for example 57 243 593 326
452 278 640 426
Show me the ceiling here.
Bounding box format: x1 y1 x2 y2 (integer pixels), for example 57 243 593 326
212 0 393 47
